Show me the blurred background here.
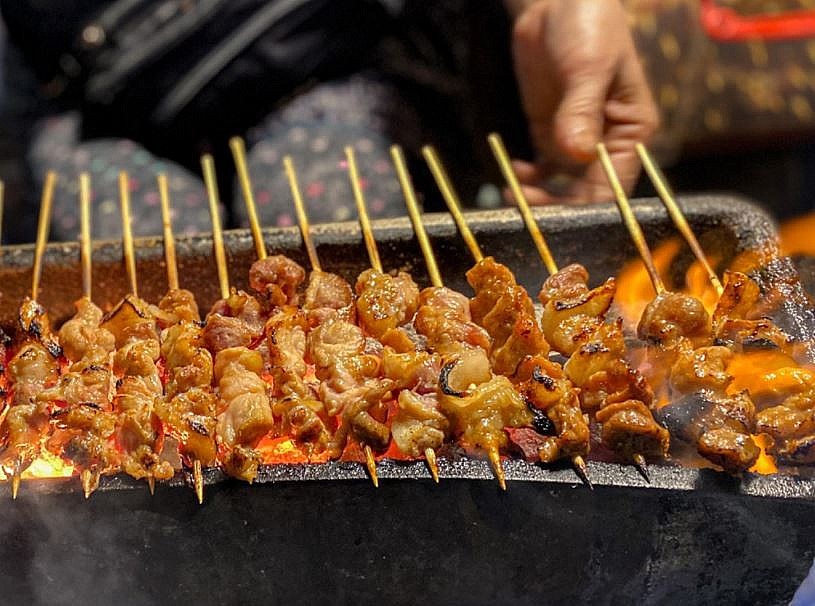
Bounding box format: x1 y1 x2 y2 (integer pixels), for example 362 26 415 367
1 0 815 247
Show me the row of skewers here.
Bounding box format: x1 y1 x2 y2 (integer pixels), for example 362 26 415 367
0 134 811 503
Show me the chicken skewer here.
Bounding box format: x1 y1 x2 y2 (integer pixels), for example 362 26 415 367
284 154 385 486
490 134 667 480
597 143 760 473
155 174 213 503
42 174 119 498
1 172 60 498
201 154 275 483
422 145 592 487
392 145 534 490
345 146 441 483
230 139 335 461
632 146 807 469
103 172 174 493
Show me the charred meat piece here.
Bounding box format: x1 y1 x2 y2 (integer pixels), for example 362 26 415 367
655 389 759 471
669 342 733 395
414 287 491 355
265 306 331 452
638 291 712 347
161 321 214 396
0 299 61 476
355 268 420 350
204 290 265 353
595 399 670 461
41 297 119 476
391 390 448 457
538 264 616 356
249 255 306 308
713 271 794 353
157 288 201 325
515 357 590 463
439 374 533 455
303 269 355 326
756 391 815 465
538 264 667 463
382 347 442 395
308 316 384 417
58 297 115 363
564 319 653 411
466 257 549 377
103 296 174 481
157 304 218 466
214 347 275 481
307 314 392 454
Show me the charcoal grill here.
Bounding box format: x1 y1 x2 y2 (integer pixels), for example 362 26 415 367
1 195 813 606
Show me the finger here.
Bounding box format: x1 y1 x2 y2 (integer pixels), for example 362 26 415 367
502 183 558 207
510 159 541 185
554 64 616 163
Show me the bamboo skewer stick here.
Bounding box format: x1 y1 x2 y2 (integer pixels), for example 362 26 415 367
392 144 507 490
158 175 204 504
158 175 180 292
230 137 267 261
31 172 57 302
635 144 723 296
597 144 665 296
118 172 140 299
118 172 157 495
390 146 443 289
487 133 558 276
79 174 93 301
422 146 484 263
201 155 230 300
284 154 379 487
283 156 322 272
345 146 440 484
78 174 100 499
10 173 55 498
423 145 592 489
345 146 383 273
597 142 672 483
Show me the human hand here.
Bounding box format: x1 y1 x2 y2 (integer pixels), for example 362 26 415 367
508 0 658 204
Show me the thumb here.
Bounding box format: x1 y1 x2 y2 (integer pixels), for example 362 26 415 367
554 69 613 163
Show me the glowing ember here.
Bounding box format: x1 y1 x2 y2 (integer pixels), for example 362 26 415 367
750 434 778 475
257 436 330 464
0 450 75 481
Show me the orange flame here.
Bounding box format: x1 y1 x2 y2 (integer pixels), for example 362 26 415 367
615 238 682 326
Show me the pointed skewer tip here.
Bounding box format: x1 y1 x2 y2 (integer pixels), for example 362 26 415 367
633 453 651 483
193 459 204 505
487 447 507 491
11 469 21 500
363 444 379 488
81 469 99 499
571 455 593 490
424 447 440 484
147 476 156 495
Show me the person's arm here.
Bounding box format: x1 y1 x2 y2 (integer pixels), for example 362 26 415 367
505 0 658 204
